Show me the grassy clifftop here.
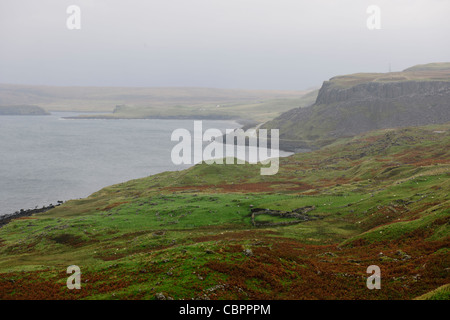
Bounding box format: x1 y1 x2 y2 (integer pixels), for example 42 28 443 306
404 62 450 72
326 62 450 89
0 123 448 299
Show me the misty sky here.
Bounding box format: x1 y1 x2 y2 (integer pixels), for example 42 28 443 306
1 0 449 90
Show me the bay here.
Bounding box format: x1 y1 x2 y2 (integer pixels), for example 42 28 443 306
0 113 291 216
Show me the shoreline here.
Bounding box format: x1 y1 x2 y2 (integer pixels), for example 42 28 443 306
0 116 297 227
0 203 63 229
61 114 258 127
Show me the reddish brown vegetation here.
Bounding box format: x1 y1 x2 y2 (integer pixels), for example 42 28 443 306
393 147 450 167
0 269 131 300
205 237 450 300
1 232 447 299
166 181 315 193
193 230 276 242
102 202 129 211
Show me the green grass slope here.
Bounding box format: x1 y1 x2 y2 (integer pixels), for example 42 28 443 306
0 123 448 299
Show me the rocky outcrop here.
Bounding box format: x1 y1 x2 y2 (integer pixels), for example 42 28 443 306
0 203 62 228
315 80 450 105
250 206 318 227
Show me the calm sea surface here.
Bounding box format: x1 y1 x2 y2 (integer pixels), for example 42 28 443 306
0 113 291 216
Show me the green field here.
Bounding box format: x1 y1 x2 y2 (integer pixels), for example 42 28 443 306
92 91 318 124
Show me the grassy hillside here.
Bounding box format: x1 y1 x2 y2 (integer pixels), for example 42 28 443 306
326 65 450 89
0 123 448 300
404 62 450 72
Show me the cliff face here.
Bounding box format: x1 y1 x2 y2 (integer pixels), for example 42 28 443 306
316 80 450 105
263 63 450 152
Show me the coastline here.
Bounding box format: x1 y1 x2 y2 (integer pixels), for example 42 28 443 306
0 115 296 228
62 114 258 128
0 203 62 229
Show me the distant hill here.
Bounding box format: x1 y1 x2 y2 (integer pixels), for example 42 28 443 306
0 84 306 113
0 105 49 116
262 62 450 151
66 89 318 125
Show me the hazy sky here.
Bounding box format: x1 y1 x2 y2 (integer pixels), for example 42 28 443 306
1 0 449 90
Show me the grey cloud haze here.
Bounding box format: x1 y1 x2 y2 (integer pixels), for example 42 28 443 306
0 0 449 89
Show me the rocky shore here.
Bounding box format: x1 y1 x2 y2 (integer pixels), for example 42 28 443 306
0 202 63 228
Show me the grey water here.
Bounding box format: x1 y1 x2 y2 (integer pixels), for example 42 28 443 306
0 113 240 216
0 113 291 216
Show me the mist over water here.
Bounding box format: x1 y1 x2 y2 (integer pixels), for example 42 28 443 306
0 113 291 216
